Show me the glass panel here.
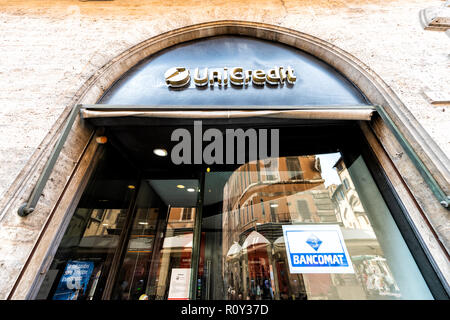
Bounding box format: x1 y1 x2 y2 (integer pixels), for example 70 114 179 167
199 153 433 300
35 145 139 300
111 179 199 300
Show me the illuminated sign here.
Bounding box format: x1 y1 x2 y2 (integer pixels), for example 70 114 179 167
165 66 297 88
164 67 191 88
52 260 94 300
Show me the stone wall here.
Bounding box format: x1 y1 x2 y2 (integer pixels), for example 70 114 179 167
0 0 448 299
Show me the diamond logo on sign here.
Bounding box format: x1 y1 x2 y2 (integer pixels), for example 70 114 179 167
282 224 354 274
306 234 322 251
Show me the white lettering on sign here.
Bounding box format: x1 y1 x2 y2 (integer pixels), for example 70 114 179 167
282 224 354 274
164 67 191 88
165 66 297 88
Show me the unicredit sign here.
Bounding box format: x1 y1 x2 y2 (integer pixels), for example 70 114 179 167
164 66 297 88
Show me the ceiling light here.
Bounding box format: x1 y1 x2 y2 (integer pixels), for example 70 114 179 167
187 188 195 192
176 184 185 189
128 185 135 189
270 203 278 208
153 148 168 157
138 222 148 225
96 136 108 144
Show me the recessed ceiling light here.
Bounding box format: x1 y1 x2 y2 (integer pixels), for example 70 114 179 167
270 203 278 208
187 188 195 192
177 184 185 189
153 148 168 157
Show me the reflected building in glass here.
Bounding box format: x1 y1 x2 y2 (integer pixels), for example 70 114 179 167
221 154 401 300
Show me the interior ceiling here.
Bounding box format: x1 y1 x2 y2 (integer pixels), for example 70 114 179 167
89 35 367 187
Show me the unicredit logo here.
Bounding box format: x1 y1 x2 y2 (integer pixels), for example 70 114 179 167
164 66 297 88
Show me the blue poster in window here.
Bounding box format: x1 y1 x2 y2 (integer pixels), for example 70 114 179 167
52 260 94 300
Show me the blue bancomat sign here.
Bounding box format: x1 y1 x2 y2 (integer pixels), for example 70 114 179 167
282 224 354 274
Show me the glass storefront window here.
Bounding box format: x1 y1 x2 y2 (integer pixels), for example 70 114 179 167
111 179 200 300
35 146 139 300
35 35 442 300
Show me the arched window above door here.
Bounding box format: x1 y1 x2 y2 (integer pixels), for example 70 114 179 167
100 36 369 107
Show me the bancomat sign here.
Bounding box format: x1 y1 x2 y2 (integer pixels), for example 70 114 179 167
282 224 354 274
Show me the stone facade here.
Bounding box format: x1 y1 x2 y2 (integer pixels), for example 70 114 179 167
0 0 448 299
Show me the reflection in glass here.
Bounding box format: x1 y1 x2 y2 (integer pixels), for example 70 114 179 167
112 180 198 300
37 146 433 300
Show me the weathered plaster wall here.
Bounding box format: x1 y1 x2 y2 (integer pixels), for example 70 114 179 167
0 0 448 299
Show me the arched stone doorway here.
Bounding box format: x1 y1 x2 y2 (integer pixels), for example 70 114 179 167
4 21 448 300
